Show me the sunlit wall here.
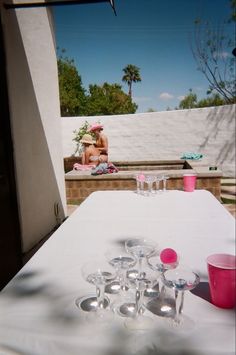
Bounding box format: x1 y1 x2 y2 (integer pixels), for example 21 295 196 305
2 3 66 253
62 104 236 177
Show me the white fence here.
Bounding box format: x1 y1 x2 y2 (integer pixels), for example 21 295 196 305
61 104 236 177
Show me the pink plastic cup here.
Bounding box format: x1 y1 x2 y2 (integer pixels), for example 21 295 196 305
183 174 197 192
207 254 236 309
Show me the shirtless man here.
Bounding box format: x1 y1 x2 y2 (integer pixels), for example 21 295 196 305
88 123 108 156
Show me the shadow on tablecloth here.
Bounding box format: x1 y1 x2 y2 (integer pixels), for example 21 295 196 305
190 281 211 303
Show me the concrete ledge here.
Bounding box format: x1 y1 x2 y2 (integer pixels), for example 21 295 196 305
66 168 221 180
65 160 222 204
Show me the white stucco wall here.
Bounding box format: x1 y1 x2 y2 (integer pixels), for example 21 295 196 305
61 104 236 177
2 5 66 253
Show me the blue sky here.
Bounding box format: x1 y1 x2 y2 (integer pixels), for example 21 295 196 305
53 0 234 113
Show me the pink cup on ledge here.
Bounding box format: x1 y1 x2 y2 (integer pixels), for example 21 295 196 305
183 173 197 192
207 253 236 309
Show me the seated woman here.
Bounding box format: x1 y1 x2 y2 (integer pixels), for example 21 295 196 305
73 134 107 171
80 134 108 166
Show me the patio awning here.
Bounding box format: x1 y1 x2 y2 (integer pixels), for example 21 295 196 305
4 0 117 15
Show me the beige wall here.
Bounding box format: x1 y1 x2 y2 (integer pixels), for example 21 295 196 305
2 3 66 253
61 104 236 177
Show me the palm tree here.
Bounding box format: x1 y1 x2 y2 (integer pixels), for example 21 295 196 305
122 64 141 98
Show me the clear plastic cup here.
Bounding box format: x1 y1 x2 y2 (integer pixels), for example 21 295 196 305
136 173 145 195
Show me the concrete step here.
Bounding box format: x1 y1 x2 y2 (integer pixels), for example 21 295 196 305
221 193 236 203
221 186 236 195
222 204 236 218
221 178 236 185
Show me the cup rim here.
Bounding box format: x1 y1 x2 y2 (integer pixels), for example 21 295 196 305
183 173 197 177
207 253 236 269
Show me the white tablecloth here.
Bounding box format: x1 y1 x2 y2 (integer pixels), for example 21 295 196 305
0 190 235 355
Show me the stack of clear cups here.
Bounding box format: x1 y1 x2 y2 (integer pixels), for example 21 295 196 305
135 173 146 195
145 175 156 196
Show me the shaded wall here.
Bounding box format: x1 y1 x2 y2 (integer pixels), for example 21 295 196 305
61 105 236 177
2 4 66 253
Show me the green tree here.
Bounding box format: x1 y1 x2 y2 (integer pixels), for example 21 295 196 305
179 90 226 109
191 1 236 103
179 89 197 109
86 82 137 116
197 93 225 107
122 64 141 98
57 52 87 116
